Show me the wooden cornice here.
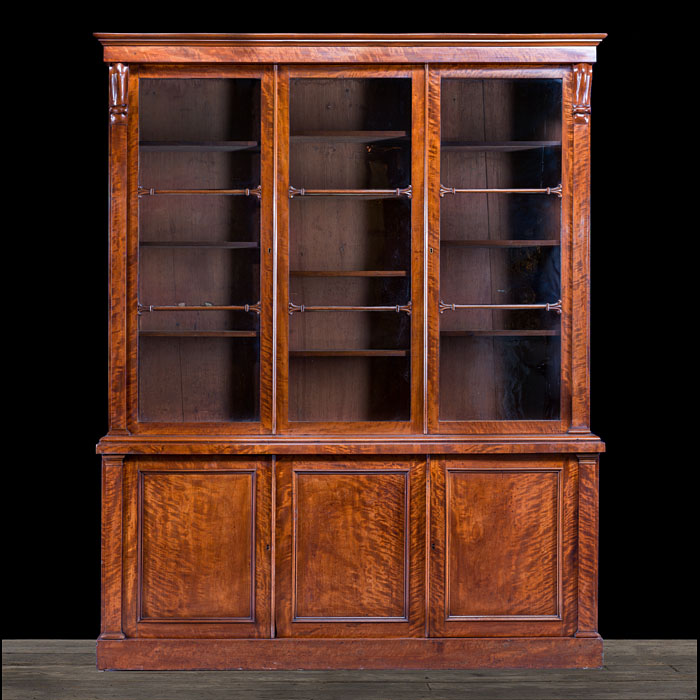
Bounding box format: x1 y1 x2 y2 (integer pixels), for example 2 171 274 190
95 33 607 46
95 33 606 64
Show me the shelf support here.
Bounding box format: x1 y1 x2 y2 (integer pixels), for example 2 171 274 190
438 299 562 314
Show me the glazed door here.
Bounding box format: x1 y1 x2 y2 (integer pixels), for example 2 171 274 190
277 67 425 433
131 68 274 433
429 456 577 637
428 71 572 433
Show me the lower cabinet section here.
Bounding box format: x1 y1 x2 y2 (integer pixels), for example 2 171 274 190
106 452 596 667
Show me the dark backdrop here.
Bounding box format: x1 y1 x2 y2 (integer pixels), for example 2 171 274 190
5 12 693 640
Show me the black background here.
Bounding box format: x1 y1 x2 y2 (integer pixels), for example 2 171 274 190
5 12 693 640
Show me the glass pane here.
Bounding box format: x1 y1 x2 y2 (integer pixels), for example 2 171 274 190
139 79 260 190
290 78 411 189
138 78 261 423
288 78 412 422
440 313 561 421
439 79 562 422
289 310 410 422
441 244 560 306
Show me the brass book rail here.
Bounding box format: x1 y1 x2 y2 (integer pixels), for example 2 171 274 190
289 186 412 198
138 186 262 198
138 302 262 314
439 300 562 314
289 302 412 315
439 184 562 198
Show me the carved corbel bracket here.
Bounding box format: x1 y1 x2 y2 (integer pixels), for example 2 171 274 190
573 64 592 125
109 63 129 124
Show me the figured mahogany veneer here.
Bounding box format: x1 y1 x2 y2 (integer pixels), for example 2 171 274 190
96 33 604 670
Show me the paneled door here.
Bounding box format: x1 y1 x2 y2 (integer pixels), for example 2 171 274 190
122 456 272 638
275 457 425 637
429 456 577 637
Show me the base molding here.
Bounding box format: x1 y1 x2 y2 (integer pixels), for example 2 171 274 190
97 635 603 670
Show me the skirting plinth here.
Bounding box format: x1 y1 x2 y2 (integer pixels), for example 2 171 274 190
97 636 603 670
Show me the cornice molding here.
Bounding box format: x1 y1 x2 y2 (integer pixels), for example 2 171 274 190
95 33 607 47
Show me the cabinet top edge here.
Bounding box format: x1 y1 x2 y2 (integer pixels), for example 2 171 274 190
96 434 606 455
95 35 603 64
94 33 607 46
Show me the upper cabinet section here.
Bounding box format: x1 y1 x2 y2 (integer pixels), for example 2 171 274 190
99 36 602 439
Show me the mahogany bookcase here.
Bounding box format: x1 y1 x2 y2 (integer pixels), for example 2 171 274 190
95 33 606 670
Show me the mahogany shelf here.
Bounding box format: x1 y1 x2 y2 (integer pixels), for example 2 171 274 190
441 140 561 152
290 270 407 277
96 38 604 672
140 241 259 249
291 130 407 143
289 186 412 199
139 140 258 152
289 349 408 357
441 239 560 247
139 330 258 338
440 330 560 337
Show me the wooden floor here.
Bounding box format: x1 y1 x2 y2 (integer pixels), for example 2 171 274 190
2 639 696 699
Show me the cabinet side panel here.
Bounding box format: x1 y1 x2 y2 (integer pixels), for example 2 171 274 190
570 64 592 432
100 456 126 639
108 63 130 434
576 454 599 637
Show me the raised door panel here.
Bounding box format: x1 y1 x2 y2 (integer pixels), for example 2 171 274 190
276 457 425 637
429 456 576 637
123 457 271 638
